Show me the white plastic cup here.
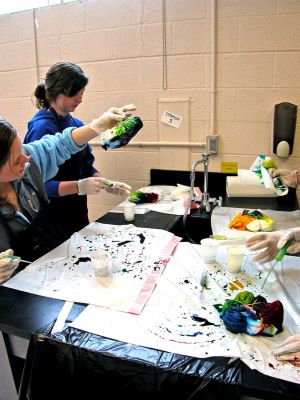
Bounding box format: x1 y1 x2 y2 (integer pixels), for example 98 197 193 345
200 238 218 264
123 202 136 221
90 249 110 278
225 245 245 273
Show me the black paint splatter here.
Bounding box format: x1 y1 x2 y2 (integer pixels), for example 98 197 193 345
138 233 146 243
117 240 133 247
74 257 91 265
191 315 220 327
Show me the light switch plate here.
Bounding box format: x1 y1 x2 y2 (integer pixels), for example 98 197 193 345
206 135 218 154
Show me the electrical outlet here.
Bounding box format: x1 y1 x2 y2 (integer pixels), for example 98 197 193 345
206 135 218 154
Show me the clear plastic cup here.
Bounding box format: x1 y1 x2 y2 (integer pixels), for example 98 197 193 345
90 249 110 278
123 202 136 221
225 245 245 273
200 238 218 264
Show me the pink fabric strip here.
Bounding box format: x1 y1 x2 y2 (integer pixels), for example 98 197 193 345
160 235 182 264
128 235 182 315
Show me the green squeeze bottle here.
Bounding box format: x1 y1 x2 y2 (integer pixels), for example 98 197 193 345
261 241 292 289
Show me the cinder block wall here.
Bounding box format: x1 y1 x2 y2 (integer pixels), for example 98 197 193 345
0 0 300 220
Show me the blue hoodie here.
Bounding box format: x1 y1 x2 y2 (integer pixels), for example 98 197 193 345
24 109 97 197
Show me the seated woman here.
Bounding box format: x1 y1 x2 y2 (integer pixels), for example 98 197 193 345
0 104 135 270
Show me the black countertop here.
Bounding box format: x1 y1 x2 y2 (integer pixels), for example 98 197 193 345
98 209 181 231
149 169 299 242
151 168 299 212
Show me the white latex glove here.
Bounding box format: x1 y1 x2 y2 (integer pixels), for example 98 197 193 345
246 231 282 263
0 249 20 284
272 168 298 188
78 177 103 195
98 178 132 196
89 104 136 134
277 227 300 254
119 103 136 117
272 334 300 360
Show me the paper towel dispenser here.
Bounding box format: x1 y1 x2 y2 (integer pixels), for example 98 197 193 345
273 102 297 157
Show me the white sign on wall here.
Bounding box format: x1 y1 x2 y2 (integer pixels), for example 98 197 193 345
161 110 183 128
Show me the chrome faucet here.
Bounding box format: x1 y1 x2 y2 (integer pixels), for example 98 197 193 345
190 152 211 212
188 152 223 216
182 152 222 242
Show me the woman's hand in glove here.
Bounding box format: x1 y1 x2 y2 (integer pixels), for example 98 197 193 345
272 334 300 360
119 103 136 117
277 227 300 254
99 178 132 196
246 228 300 262
246 232 282 263
0 249 20 284
272 169 298 188
78 177 131 196
78 177 103 195
89 104 136 134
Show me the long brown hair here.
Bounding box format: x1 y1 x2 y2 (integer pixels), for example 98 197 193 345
0 118 17 168
0 118 18 216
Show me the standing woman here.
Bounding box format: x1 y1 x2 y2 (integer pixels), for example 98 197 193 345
25 61 104 236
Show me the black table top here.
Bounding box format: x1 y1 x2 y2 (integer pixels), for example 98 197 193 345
0 286 85 339
98 209 181 230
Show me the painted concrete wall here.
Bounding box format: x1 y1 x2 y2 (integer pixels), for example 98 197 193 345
0 0 300 220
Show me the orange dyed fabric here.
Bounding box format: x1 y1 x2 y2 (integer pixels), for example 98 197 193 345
228 214 255 230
